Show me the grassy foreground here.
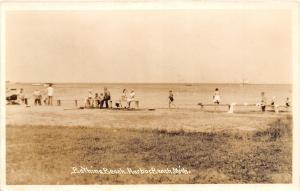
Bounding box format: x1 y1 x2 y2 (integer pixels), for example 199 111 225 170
6 116 292 184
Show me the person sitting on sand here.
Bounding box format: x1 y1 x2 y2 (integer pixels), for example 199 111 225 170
128 89 135 108
94 93 100 108
33 89 42 106
168 90 175 108
85 89 94 108
100 87 111 108
213 88 221 104
260 92 267 112
17 88 25 104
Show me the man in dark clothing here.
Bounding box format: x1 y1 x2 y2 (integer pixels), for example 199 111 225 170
100 87 111 108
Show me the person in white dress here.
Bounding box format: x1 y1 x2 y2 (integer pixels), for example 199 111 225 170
128 89 135 108
120 89 128 108
213 88 221 104
46 84 54 105
85 89 94 108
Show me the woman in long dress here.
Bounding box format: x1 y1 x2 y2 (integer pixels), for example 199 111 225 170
213 88 221 104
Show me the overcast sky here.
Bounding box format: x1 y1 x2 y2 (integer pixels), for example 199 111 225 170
6 10 292 84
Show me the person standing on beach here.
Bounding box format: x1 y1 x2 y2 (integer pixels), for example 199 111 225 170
121 88 128 108
33 89 42 106
100 87 111 108
46 83 54 105
213 88 221 104
168 90 175 108
260 92 267 112
270 96 276 111
286 97 290 107
128 89 136 109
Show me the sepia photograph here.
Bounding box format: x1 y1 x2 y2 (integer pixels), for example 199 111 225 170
0 1 300 190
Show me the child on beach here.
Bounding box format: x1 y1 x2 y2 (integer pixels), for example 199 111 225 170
286 97 290 107
213 88 221 104
270 96 276 112
260 92 267 112
17 88 25 104
85 89 94 108
33 89 42 106
168 90 175 108
94 93 100 108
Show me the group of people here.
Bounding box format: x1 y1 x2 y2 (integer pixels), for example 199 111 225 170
7 85 291 111
6 84 54 106
212 88 291 112
260 91 290 112
169 88 291 112
84 88 136 109
32 84 54 106
84 87 111 108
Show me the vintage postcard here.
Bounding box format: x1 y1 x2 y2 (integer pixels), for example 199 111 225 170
0 1 299 191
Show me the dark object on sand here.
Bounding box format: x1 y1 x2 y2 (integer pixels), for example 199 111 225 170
6 94 17 101
6 94 19 105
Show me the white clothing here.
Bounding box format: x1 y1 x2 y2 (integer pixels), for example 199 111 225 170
128 92 135 102
213 91 221 102
47 87 54 96
33 90 41 98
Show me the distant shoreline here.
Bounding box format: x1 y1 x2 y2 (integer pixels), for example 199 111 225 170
5 82 292 86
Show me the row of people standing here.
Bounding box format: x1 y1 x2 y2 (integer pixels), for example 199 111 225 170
32 84 54 105
85 87 111 108
85 88 136 109
6 84 54 106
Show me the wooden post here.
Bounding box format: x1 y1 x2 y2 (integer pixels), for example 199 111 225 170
75 100 78 107
109 100 112 108
57 100 61 106
24 98 28 105
136 100 139 109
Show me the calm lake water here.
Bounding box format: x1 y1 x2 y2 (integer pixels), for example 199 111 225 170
6 83 292 108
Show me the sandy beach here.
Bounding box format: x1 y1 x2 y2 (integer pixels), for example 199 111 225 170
6 105 291 132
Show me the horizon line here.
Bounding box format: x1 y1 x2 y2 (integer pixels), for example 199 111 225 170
5 81 292 85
